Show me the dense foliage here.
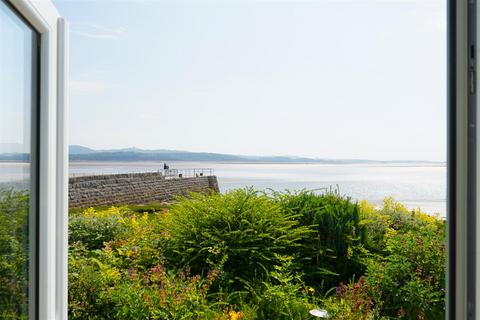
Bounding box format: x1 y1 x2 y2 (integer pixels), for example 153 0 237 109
0 189 30 319
277 191 366 291
67 189 446 319
367 224 446 318
162 189 310 292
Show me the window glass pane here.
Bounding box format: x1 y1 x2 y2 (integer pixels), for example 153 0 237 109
0 1 38 318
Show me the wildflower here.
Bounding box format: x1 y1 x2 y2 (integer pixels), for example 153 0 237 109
127 267 136 278
335 286 342 296
228 310 245 320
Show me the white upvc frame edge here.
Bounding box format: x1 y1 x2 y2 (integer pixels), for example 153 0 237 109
7 1 67 320
56 17 69 320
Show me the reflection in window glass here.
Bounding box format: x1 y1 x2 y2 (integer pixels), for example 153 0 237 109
0 1 38 318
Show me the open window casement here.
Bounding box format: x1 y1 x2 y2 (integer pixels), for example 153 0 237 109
0 0 68 319
0 0 474 319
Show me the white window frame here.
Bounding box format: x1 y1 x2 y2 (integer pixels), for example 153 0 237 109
6 1 68 319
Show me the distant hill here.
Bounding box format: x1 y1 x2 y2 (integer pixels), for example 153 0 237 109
67 146 328 162
0 145 444 165
64 145 443 165
70 145 96 154
0 153 29 161
70 150 246 162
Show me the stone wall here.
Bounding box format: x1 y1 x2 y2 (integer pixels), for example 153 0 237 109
69 172 220 208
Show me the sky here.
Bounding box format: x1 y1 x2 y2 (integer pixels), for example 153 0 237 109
54 0 446 161
0 0 34 154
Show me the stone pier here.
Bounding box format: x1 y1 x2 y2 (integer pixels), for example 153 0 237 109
68 172 219 208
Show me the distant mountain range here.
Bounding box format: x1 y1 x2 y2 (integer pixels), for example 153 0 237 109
68 145 443 164
0 144 445 165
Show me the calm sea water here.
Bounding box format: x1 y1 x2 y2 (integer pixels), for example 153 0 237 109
70 161 445 216
0 161 446 217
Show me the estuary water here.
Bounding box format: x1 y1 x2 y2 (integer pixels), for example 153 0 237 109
0 161 446 217
70 161 445 217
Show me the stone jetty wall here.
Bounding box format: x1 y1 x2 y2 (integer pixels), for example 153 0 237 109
69 172 220 208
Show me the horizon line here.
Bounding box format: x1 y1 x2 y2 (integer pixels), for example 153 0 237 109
68 144 446 164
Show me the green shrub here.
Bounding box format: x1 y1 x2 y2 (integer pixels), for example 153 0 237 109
69 242 224 319
68 205 252 319
69 207 127 250
360 198 445 253
277 190 366 290
100 210 168 270
163 189 310 291
0 189 29 318
246 255 318 320
68 242 115 319
67 191 447 320
127 202 169 214
358 200 391 254
366 226 446 319
378 197 439 232
106 264 222 320
358 198 446 319
69 242 230 320
321 277 374 320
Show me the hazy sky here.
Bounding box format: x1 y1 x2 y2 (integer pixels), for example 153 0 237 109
54 0 446 161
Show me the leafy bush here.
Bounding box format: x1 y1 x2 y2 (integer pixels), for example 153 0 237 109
68 243 114 319
277 190 366 290
366 225 446 318
0 189 30 319
358 198 446 319
358 200 391 254
321 277 374 320
105 264 222 320
378 197 443 232
69 244 223 319
163 189 310 291
69 207 128 250
67 191 447 320
102 211 169 270
246 255 318 320
128 202 169 214
68 204 254 320
360 197 445 253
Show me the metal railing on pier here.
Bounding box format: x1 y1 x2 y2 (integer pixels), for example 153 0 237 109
69 168 215 179
163 168 214 178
